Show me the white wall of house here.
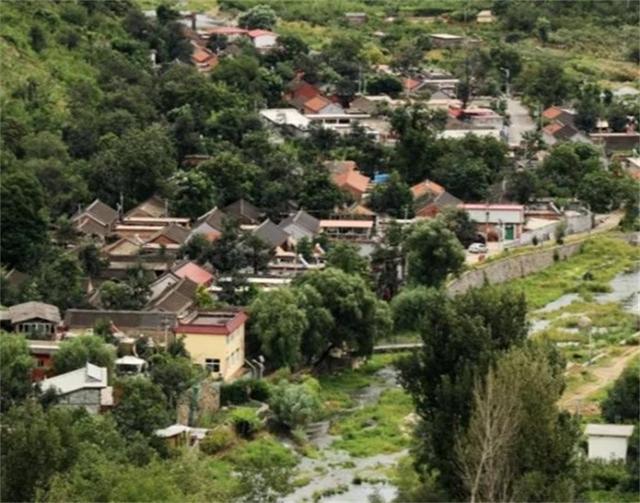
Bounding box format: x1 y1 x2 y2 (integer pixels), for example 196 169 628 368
253 34 277 49
588 435 630 462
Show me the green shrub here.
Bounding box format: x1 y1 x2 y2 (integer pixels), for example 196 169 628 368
221 379 271 405
199 426 235 455
230 407 262 438
269 380 322 429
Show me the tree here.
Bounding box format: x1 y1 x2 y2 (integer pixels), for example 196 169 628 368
199 152 260 207
371 221 405 300
249 289 308 369
34 251 85 311
243 233 274 275
179 233 213 265
577 171 626 213
293 268 391 363
169 170 216 220
607 102 629 132
540 142 601 197
149 353 199 409
238 4 277 30
88 125 177 208
0 334 35 412
575 83 602 132
268 380 322 429
0 170 48 269
209 219 249 274
77 242 109 278
432 154 492 202
298 167 344 218
100 281 138 310
1 402 78 502
113 377 171 438
366 75 403 97
325 241 369 277
440 208 478 248
601 360 640 423
456 344 579 502
535 16 551 43
391 287 438 335
53 335 116 375
396 285 528 497
29 25 47 52
506 169 542 204
520 61 575 108
404 218 465 287
368 171 414 218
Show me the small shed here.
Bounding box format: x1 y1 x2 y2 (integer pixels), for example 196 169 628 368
586 423 635 462
115 355 147 375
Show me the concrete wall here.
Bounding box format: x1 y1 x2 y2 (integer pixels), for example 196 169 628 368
447 242 584 296
507 212 593 248
588 436 629 461
59 388 101 414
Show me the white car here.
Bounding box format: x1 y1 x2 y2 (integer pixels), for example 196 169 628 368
468 242 488 254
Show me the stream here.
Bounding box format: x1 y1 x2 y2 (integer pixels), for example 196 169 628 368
280 368 405 503
529 268 640 333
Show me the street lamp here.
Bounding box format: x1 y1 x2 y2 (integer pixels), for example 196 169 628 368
578 315 593 365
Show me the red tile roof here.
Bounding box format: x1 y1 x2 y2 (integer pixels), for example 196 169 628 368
247 29 276 38
173 262 214 286
403 78 421 91
332 169 371 196
542 106 563 120
304 95 332 113
410 179 445 199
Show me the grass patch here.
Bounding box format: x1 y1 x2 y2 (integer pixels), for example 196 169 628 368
330 388 413 457
511 236 639 310
317 353 405 411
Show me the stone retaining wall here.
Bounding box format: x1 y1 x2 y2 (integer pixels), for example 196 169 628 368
446 241 584 296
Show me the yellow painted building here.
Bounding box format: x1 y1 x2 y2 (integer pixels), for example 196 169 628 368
175 310 247 381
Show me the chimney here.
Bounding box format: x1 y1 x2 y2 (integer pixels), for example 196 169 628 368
191 12 197 31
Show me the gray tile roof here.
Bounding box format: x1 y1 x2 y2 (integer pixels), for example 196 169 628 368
8 301 61 324
279 210 320 234
65 309 177 330
223 199 262 224
196 207 227 231
253 219 290 249
80 199 119 226
147 223 190 245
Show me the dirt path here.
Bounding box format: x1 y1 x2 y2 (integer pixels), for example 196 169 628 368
560 345 640 415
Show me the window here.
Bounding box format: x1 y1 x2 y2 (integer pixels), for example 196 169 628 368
205 358 220 373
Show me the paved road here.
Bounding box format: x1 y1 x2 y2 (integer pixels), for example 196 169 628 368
506 98 536 147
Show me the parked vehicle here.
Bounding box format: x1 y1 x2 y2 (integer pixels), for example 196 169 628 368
468 242 488 254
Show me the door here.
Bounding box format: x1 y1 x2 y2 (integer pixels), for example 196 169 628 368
505 225 514 240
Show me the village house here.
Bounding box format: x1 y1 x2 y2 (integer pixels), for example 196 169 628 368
476 10 496 23
430 33 465 48
586 424 635 462
247 29 278 51
125 195 170 219
223 199 262 225
260 108 310 137
459 203 525 241
325 160 372 202
190 207 228 242
72 199 119 239
147 276 199 315
115 355 147 375
589 132 640 153
39 362 113 414
0 301 61 337
27 339 61 381
253 219 292 250
348 95 395 115
64 309 177 343
174 309 247 381
190 41 218 72
411 179 462 218
344 12 367 24
278 210 320 242
319 219 374 240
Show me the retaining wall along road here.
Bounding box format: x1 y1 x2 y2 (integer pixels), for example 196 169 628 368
446 242 583 296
